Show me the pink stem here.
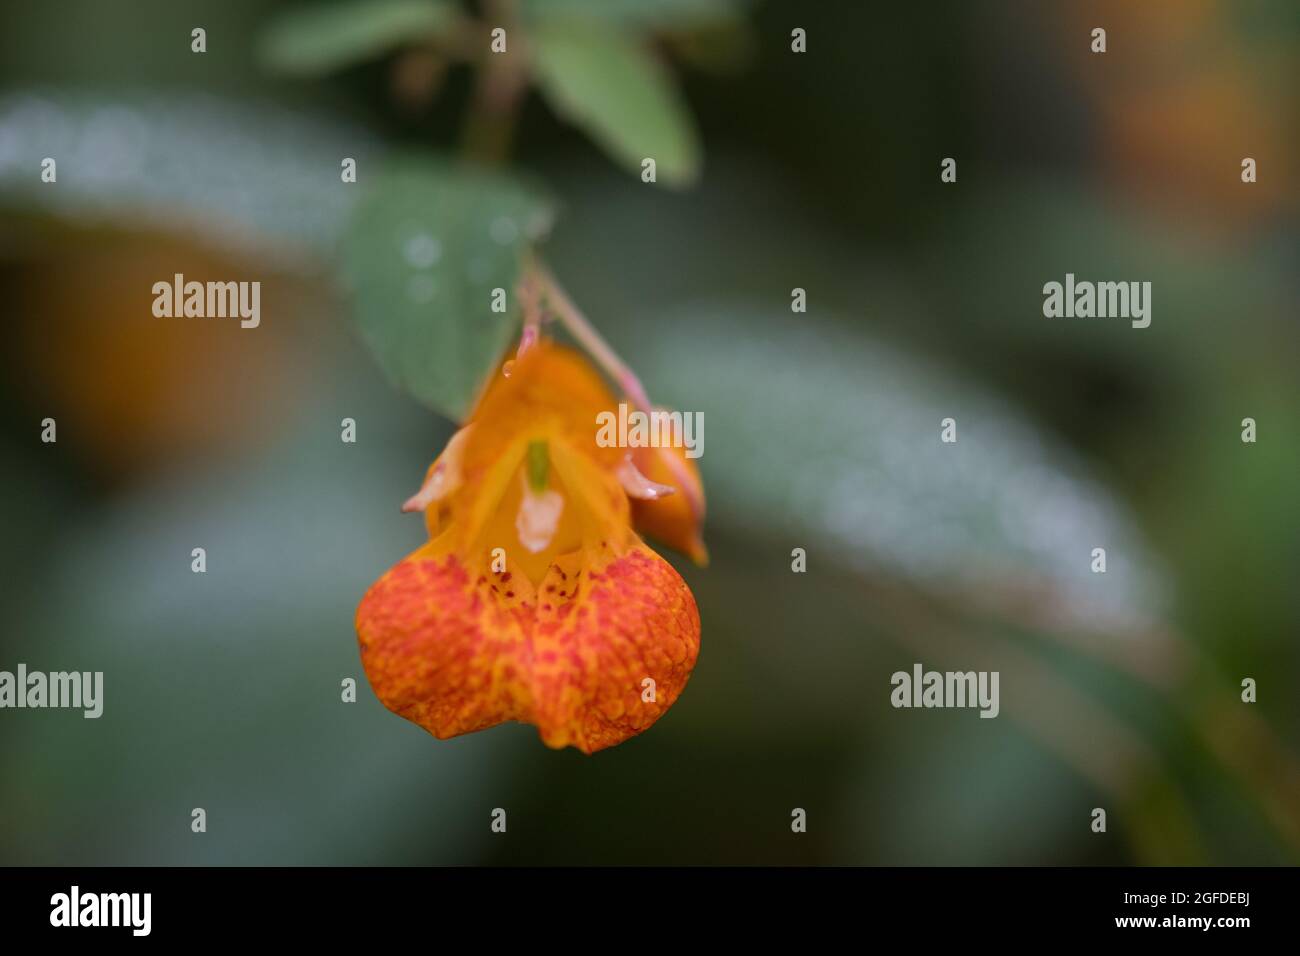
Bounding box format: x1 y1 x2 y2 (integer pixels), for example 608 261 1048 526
531 261 652 411
516 268 541 359
532 260 704 523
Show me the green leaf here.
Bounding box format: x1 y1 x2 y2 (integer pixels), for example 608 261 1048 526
0 91 377 255
531 20 701 187
340 157 554 421
523 0 742 30
259 0 455 77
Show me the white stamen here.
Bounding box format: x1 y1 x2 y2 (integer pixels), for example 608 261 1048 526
401 425 473 512
515 474 565 553
616 454 676 500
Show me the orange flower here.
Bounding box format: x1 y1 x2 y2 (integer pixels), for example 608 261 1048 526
355 342 703 753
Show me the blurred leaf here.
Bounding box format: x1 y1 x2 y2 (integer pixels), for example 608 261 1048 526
339 156 554 420
531 20 701 187
523 0 743 29
623 306 1169 634
259 0 456 77
0 92 376 260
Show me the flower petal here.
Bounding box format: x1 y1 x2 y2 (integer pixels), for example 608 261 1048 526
631 444 708 565
357 340 704 753
355 545 535 740
531 543 700 753
355 540 700 753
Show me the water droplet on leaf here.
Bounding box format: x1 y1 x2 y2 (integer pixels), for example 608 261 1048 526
403 232 442 269
490 216 518 245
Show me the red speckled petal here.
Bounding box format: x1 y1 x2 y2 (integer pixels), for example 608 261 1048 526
355 546 534 739
529 543 700 752
355 542 700 754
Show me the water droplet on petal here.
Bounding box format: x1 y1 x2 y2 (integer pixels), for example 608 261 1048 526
502 359 515 378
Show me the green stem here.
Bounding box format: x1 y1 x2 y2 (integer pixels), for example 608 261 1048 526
459 0 528 164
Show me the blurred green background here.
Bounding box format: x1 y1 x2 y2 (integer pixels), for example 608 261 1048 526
0 0 1296 865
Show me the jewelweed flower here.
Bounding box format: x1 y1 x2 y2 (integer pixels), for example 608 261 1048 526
356 342 703 753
